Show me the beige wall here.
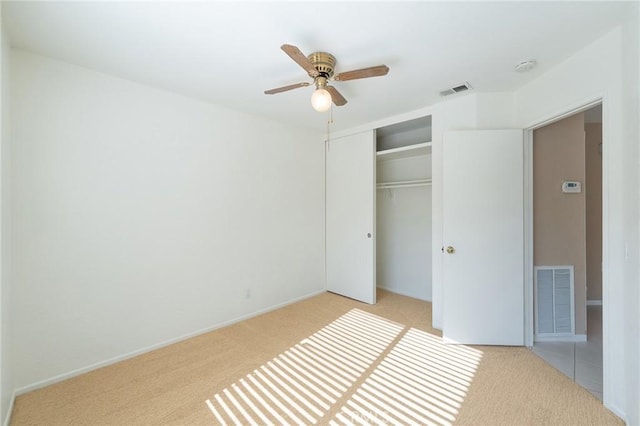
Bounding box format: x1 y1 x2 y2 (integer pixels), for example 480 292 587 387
585 123 602 301
533 112 586 335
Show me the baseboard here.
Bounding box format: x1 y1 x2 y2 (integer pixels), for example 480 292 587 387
3 391 16 426
376 285 430 302
587 299 603 306
15 289 326 396
534 334 587 342
603 402 626 425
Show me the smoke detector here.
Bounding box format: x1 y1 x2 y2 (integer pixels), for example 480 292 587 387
515 60 536 73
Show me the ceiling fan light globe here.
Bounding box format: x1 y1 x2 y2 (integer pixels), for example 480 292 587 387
311 89 332 112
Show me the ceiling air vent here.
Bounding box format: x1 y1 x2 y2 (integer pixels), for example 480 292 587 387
439 82 473 97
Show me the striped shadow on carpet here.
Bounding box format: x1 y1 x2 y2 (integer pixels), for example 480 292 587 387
205 309 482 425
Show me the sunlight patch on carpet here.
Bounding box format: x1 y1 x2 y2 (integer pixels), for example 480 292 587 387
205 309 404 425
329 328 483 425
205 309 483 425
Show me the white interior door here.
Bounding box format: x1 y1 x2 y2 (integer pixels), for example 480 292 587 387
443 130 524 345
326 131 376 304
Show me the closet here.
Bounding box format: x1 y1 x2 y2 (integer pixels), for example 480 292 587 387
375 116 432 301
326 121 524 345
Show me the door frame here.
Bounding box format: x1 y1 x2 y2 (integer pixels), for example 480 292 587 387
523 95 608 397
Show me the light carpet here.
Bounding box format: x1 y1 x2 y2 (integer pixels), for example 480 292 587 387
10 290 622 425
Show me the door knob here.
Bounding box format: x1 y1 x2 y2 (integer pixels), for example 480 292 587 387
446 246 455 254
367 233 372 238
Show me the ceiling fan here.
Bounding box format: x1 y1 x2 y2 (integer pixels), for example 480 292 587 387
264 44 390 112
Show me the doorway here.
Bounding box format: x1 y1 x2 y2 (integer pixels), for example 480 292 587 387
529 104 603 400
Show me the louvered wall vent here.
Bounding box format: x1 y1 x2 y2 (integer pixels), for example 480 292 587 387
439 82 473 97
535 266 575 338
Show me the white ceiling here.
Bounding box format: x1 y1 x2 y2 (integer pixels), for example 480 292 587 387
3 1 632 132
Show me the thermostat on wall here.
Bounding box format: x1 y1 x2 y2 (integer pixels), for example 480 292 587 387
562 181 582 193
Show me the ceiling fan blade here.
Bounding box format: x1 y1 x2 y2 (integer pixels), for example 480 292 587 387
334 65 389 81
281 44 319 77
327 85 347 106
264 82 311 95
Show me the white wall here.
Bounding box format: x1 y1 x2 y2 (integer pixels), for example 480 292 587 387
376 155 432 300
0 16 13 426
620 4 640 424
10 50 325 391
514 24 639 423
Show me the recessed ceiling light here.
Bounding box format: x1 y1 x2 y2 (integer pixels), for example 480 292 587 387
515 60 536 73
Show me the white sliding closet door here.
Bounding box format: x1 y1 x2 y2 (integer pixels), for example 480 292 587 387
442 129 524 345
326 131 376 304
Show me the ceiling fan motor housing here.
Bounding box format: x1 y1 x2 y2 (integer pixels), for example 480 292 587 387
308 52 336 78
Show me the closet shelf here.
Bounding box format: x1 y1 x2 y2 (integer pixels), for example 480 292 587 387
377 141 432 161
376 179 432 189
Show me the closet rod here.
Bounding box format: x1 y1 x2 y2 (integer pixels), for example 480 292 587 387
376 179 432 189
